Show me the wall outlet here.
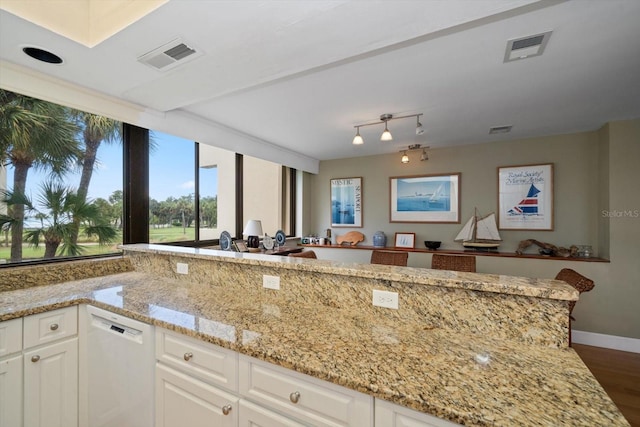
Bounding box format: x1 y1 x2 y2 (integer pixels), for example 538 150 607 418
263 274 280 290
372 289 398 309
176 262 189 275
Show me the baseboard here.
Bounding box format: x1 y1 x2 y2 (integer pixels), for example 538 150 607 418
572 330 640 353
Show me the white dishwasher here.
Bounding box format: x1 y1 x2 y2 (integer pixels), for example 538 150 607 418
80 305 154 427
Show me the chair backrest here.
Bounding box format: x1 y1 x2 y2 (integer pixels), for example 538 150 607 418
370 250 408 266
554 268 595 315
289 250 317 259
431 254 476 272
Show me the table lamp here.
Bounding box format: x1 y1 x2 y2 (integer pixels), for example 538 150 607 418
243 220 263 248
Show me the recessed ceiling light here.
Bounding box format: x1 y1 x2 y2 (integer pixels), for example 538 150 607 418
22 46 63 64
504 31 552 63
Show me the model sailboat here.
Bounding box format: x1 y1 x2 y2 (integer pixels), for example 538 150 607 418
455 208 502 249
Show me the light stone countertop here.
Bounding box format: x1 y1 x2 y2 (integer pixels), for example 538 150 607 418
123 244 579 301
0 270 627 426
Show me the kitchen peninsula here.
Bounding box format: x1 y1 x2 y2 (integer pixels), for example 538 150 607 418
0 244 628 426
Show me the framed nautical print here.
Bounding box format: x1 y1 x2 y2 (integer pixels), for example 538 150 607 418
389 173 460 223
330 177 363 228
498 163 554 230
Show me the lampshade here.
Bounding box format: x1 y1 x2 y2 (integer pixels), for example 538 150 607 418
380 121 393 141
401 152 409 163
243 220 263 237
352 127 364 145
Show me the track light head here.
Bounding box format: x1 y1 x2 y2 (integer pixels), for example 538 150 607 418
420 149 429 161
401 151 409 163
380 114 393 141
416 116 425 135
352 126 364 145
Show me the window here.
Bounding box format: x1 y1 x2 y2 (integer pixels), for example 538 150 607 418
1 89 123 264
148 132 196 243
1 88 297 265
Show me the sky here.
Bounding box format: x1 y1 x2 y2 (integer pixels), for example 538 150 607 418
4 131 218 206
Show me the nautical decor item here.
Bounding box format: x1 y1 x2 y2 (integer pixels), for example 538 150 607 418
516 239 579 257
455 208 502 249
372 231 387 247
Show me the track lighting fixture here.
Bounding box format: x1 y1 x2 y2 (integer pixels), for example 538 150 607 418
416 116 424 135
399 144 429 164
351 113 424 145
352 126 363 145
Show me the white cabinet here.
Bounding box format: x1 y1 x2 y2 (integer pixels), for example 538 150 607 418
239 355 373 427
375 399 461 427
155 328 239 427
238 399 305 427
0 306 79 427
0 354 23 427
23 306 78 427
156 363 238 427
23 337 78 427
0 317 23 427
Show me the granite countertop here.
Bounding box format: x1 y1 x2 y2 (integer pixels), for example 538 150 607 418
0 271 627 426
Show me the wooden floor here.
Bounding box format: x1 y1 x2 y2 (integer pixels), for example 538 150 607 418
573 344 640 426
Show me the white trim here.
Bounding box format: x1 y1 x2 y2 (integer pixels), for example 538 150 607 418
572 330 640 353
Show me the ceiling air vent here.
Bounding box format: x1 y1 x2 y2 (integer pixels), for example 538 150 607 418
504 31 552 62
137 38 202 71
489 125 513 134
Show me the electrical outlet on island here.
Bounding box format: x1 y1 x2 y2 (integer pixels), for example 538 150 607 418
372 289 398 309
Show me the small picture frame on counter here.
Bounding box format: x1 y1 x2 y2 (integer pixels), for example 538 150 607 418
394 232 415 249
233 240 249 252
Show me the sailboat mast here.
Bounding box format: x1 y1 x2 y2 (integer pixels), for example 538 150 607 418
472 208 478 241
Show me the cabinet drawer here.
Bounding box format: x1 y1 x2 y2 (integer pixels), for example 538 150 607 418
239 355 373 427
375 398 461 426
239 399 305 427
156 328 238 392
0 317 22 357
24 306 78 349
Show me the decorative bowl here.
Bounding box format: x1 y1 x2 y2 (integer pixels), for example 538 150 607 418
424 241 441 250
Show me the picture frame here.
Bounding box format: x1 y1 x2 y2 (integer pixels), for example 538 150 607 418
498 163 554 230
394 232 416 249
233 240 249 252
330 177 363 228
389 173 461 223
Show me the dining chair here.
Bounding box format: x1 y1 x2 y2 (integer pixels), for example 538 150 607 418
289 250 317 259
370 250 408 266
431 254 476 272
555 268 595 346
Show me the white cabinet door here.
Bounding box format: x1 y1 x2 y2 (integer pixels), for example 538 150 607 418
0 317 22 357
375 399 461 427
239 399 305 427
0 355 23 427
240 355 373 427
156 363 238 427
23 337 78 427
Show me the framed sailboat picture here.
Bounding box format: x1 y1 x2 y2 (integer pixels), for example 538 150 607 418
389 173 461 223
498 163 554 230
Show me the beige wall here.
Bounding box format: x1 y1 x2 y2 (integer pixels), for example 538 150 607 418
306 120 640 339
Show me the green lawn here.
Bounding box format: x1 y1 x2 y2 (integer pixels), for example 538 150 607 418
0 226 195 262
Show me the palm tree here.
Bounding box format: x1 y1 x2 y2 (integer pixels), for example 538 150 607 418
0 90 80 262
23 182 117 259
68 112 122 247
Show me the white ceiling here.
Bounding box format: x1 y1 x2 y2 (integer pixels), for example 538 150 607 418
1 0 639 164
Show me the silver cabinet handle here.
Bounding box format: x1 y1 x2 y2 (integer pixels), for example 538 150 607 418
31 355 40 363
289 391 300 404
50 323 59 331
183 352 193 361
222 404 232 416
